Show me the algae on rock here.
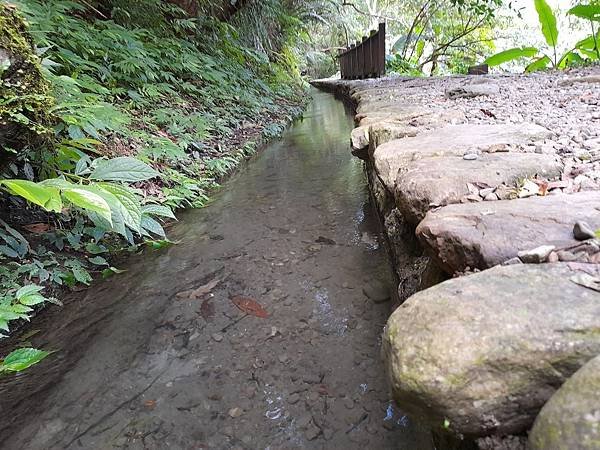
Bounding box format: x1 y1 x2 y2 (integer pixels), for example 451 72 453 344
0 3 53 167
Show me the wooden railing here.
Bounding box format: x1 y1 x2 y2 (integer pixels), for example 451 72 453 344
338 23 386 80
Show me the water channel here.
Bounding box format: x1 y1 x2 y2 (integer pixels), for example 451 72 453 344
0 89 433 449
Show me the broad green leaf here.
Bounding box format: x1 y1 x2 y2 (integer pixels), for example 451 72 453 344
97 183 142 232
101 266 126 279
525 55 552 72
568 4 600 21
39 178 72 189
0 245 18 258
62 188 113 225
534 0 559 49
579 48 600 59
70 265 92 285
83 187 129 236
44 188 63 213
10 304 33 314
0 180 60 212
0 348 50 372
19 294 46 306
89 157 159 182
15 285 43 299
558 51 584 68
88 256 108 266
141 215 166 237
484 47 539 66
141 204 176 219
575 34 599 50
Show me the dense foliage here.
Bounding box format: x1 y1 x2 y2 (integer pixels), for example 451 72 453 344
0 0 311 368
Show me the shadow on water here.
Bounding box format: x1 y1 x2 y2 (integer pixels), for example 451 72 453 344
0 89 437 449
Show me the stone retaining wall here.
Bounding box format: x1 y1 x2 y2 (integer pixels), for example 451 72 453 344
312 68 600 449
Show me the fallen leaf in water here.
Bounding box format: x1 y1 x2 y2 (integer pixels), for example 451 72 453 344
231 295 269 318
200 298 215 319
177 277 221 299
570 273 600 292
22 223 50 233
144 400 157 410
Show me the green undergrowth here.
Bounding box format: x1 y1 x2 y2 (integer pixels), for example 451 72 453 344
0 0 307 370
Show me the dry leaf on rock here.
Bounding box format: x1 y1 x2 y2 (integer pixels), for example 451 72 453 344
231 295 269 318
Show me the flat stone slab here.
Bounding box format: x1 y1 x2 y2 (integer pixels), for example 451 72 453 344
394 152 562 224
351 109 466 153
417 191 600 273
382 263 600 438
373 123 553 192
529 354 600 450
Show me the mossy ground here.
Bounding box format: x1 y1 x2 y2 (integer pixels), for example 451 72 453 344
0 4 52 164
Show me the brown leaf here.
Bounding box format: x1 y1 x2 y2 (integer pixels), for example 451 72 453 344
143 400 157 410
231 295 269 318
176 277 221 299
200 298 215 320
22 223 50 233
533 179 549 196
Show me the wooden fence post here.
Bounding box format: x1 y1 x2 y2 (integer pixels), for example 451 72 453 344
378 22 386 77
337 23 386 80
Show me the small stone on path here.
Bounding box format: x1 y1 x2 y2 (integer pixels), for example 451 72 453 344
228 407 243 418
517 245 555 264
573 221 596 241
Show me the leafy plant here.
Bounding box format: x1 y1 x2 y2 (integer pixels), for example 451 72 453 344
0 221 30 260
0 156 174 241
0 347 50 374
485 1 600 71
0 284 58 335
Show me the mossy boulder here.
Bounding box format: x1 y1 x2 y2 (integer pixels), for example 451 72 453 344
529 354 600 450
0 3 53 167
382 263 600 438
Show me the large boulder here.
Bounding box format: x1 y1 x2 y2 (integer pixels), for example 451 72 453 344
529 354 600 450
417 191 600 274
394 152 562 224
382 263 600 438
0 4 52 167
373 123 553 192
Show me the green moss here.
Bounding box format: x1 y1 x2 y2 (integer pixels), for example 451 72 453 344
0 3 53 165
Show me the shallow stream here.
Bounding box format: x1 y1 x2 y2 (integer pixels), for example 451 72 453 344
0 89 433 449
